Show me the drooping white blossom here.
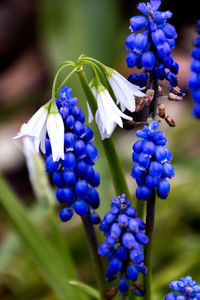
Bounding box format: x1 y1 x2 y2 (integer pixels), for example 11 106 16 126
107 69 145 112
91 86 132 139
46 112 65 161
14 102 65 161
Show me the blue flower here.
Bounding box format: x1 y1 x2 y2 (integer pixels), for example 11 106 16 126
188 19 200 119
44 86 101 224
165 276 200 299
98 194 148 296
126 0 179 89
131 120 174 200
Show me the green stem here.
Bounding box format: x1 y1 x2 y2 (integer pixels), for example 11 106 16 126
144 191 156 300
47 208 78 279
56 67 77 94
81 213 106 299
136 200 145 221
77 68 131 199
52 63 75 101
102 139 131 199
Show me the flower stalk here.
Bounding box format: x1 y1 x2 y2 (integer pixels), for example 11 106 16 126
144 191 156 300
81 213 106 299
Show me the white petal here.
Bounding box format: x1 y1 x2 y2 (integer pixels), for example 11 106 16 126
40 123 47 154
108 77 136 112
26 106 48 137
13 123 29 139
47 113 64 161
86 102 94 123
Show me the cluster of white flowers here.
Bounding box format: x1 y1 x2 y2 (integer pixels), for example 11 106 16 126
14 69 145 161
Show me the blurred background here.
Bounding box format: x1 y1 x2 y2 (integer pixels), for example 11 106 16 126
0 0 200 299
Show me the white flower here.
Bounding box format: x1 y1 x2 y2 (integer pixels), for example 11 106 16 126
91 86 132 140
14 103 65 161
107 69 145 113
14 105 48 153
46 113 64 161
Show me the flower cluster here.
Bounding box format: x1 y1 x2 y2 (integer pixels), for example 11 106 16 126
131 120 174 200
126 0 179 89
188 20 200 119
165 276 200 299
44 86 101 224
98 194 148 296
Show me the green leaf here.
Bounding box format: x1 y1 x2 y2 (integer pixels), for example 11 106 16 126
69 280 100 299
0 174 87 300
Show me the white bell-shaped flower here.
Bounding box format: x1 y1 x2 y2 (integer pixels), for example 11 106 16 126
106 69 145 112
91 85 132 140
14 101 65 161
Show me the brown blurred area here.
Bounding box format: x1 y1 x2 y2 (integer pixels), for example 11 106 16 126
0 0 50 197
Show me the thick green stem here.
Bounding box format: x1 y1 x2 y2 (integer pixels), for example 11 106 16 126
102 139 131 199
136 200 145 221
77 68 131 199
81 213 106 299
144 191 156 300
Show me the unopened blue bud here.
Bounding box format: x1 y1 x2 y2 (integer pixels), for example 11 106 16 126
60 208 73 222
62 152 76 170
130 249 144 264
119 279 129 293
130 15 147 31
135 231 149 245
90 212 101 224
141 51 156 70
127 265 139 280
73 120 85 137
149 161 163 177
56 188 74 205
86 143 98 161
152 29 166 46
163 162 174 178
118 214 129 227
157 42 171 59
128 218 139 232
63 171 76 187
45 155 59 173
145 174 159 189
116 246 127 261
125 33 136 50
133 33 148 52
64 132 75 150
86 188 100 209
157 179 170 199
142 141 156 156
137 152 150 169
74 140 86 159
73 200 88 216
126 52 139 68
133 140 144 153
65 115 75 129
162 23 177 39
75 180 89 198
53 171 64 187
